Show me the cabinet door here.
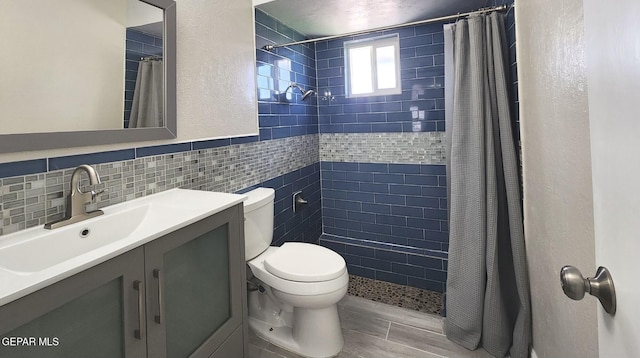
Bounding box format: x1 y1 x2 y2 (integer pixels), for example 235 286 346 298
208 326 244 358
145 205 244 358
0 247 146 358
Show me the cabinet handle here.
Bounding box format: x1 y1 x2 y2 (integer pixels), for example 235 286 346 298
133 280 145 340
153 269 163 324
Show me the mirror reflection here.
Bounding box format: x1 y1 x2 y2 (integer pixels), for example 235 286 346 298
0 0 164 135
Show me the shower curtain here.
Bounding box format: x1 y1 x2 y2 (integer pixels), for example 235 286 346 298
129 59 163 128
444 12 531 358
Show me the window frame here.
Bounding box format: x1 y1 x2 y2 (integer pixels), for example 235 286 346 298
344 34 402 98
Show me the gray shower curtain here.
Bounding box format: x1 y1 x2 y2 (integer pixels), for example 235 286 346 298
444 12 531 358
129 59 164 128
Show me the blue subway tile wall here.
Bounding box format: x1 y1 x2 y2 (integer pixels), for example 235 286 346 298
323 3 517 295
259 163 322 245
316 23 447 134
124 29 163 129
320 161 448 292
320 234 447 293
315 2 517 137
255 9 319 141
322 161 448 252
315 2 517 293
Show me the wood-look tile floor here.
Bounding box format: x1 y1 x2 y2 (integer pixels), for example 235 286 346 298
248 295 493 358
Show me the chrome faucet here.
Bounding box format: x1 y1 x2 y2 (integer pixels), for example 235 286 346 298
44 165 106 229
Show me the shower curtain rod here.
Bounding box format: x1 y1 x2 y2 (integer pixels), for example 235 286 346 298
262 4 509 51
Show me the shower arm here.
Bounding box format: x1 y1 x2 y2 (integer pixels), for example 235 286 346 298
289 83 306 93
288 83 315 100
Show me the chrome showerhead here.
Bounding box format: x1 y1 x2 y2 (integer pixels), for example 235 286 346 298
289 83 315 101
301 89 315 100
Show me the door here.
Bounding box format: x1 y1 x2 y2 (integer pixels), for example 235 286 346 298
583 0 640 356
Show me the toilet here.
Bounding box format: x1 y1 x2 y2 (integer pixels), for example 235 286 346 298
243 187 348 358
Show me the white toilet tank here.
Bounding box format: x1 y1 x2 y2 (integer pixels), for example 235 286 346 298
243 187 275 261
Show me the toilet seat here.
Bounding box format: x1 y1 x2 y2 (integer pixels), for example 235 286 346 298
248 245 348 296
263 242 346 282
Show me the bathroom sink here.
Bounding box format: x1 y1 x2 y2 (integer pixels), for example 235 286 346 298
0 188 246 305
0 205 149 274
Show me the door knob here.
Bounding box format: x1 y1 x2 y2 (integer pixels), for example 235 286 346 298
560 265 616 315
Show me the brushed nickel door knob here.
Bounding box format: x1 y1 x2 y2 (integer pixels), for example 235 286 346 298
560 265 616 315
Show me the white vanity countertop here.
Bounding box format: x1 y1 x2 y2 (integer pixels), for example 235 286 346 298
0 188 246 306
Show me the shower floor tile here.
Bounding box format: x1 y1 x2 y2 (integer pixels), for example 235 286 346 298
347 275 444 316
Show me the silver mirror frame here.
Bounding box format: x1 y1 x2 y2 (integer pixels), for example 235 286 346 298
0 0 177 154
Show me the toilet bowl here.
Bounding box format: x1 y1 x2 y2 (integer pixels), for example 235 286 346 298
243 188 348 358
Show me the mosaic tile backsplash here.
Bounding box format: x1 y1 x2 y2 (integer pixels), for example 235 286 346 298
0 134 319 236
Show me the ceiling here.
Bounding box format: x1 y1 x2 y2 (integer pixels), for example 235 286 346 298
254 0 490 38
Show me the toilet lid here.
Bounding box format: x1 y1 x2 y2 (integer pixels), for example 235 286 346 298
263 242 346 282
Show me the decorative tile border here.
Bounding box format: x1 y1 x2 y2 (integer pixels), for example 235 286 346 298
0 134 319 236
319 132 446 165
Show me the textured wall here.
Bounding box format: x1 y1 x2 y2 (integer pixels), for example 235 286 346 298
516 0 598 356
176 0 258 140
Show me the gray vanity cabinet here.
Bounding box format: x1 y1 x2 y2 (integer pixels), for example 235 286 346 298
0 204 247 358
0 247 147 358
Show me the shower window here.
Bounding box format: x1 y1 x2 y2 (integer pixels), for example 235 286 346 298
344 34 401 97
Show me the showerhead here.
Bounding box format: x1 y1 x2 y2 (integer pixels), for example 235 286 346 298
301 89 315 100
289 83 315 101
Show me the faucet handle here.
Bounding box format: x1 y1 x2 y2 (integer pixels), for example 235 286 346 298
91 188 108 200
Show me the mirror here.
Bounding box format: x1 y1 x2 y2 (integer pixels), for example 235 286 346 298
0 0 176 153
